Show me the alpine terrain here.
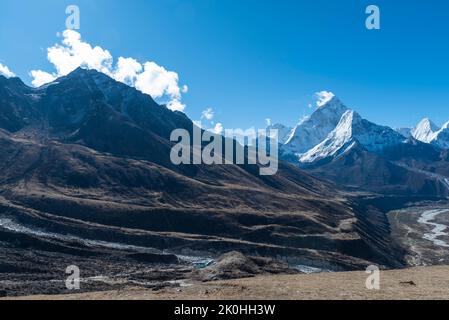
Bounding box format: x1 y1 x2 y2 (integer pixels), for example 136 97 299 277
0 69 416 297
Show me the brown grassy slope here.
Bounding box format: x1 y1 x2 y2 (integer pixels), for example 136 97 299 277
7 265 449 300
0 128 397 269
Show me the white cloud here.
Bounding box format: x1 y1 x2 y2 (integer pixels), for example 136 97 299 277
47 29 113 76
166 99 186 112
30 30 187 112
113 57 142 85
211 122 224 135
0 63 15 78
201 108 214 121
30 70 57 87
193 119 223 135
315 91 335 107
265 118 272 126
134 61 181 100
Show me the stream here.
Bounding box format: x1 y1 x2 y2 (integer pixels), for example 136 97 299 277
417 209 449 248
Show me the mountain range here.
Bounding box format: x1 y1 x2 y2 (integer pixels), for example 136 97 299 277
275 95 449 197
1 67 448 296
0 67 412 291
410 118 449 149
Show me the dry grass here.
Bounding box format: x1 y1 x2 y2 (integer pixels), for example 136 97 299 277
6 265 449 300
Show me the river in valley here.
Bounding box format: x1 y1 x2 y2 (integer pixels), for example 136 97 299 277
388 202 449 266
417 209 449 248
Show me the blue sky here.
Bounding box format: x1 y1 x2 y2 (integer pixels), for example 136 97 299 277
1 0 448 130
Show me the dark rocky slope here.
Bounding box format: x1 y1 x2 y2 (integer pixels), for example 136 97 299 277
0 69 408 296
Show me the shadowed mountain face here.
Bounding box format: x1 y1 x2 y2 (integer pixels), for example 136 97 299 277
304 142 449 197
0 76 41 132
300 138 449 197
0 68 408 291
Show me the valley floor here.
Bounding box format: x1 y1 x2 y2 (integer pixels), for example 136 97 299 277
6 265 449 300
388 201 449 266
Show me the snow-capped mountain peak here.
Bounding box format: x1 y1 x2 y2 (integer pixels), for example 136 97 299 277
316 94 343 110
283 94 349 154
299 110 406 163
411 118 439 143
409 118 449 149
316 91 336 108
279 95 449 166
299 110 358 163
433 121 449 149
